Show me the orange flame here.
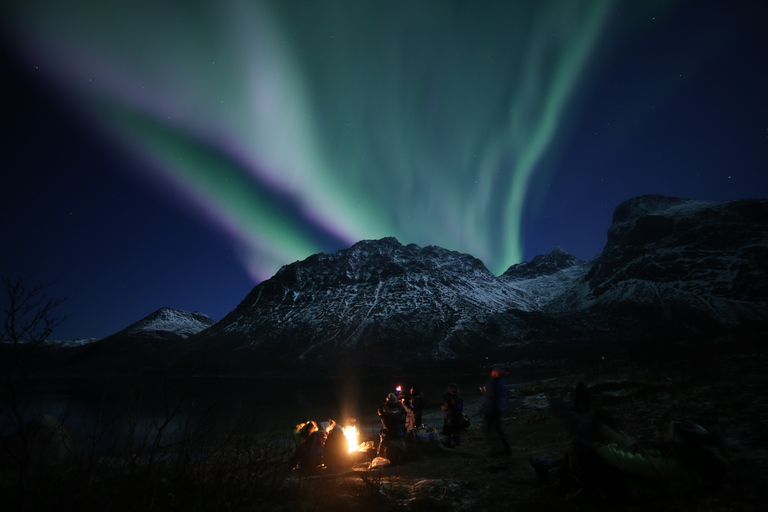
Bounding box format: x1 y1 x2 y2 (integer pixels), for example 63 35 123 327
343 425 360 453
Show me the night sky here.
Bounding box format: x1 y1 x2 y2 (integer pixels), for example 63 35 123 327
2 1 766 340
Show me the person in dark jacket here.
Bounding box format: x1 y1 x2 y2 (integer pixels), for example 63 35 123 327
401 387 424 436
291 420 317 447
378 393 406 456
323 419 351 473
295 428 326 469
441 383 464 448
481 367 511 455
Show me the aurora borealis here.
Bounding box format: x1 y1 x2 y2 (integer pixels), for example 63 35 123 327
2 1 767 339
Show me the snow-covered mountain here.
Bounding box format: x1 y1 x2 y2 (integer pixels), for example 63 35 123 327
550 195 768 331
181 195 767 372
120 307 215 339
66 307 214 371
500 247 594 311
22 309 213 349
61 195 765 374
45 337 101 348
185 238 545 366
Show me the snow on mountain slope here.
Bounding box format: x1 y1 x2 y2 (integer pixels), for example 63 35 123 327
121 307 215 339
200 196 767 366
48 337 101 347
555 195 768 328
505 260 593 312
82 195 766 372
501 247 592 311
194 238 544 361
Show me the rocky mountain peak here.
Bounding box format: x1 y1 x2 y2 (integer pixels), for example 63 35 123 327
194 195 766 372
69 195 767 375
266 237 494 293
195 237 532 366
588 196 768 297
573 195 768 332
611 194 692 223
122 307 215 339
501 246 583 281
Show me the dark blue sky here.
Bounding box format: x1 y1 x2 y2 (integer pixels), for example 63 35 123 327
2 0 766 340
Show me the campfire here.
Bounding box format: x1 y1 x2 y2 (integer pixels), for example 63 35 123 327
343 425 366 453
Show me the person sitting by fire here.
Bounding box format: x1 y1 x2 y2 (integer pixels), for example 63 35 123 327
378 392 406 456
291 419 317 447
401 386 424 436
294 424 327 469
323 419 352 473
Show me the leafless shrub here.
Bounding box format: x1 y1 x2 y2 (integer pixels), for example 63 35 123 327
1 277 68 508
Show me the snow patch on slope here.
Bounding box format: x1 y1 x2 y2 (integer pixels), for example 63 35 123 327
123 307 215 338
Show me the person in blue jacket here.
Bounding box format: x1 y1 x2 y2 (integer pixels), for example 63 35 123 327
481 367 511 455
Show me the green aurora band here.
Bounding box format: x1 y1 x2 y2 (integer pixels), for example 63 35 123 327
4 0 614 280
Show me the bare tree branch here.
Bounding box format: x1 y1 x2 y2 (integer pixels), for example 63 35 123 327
1 277 67 345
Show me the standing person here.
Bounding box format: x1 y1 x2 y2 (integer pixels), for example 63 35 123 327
441 383 464 448
378 392 406 456
481 367 511 455
401 387 424 436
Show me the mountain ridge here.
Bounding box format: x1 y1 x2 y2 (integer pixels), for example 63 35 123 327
64 307 215 371
64 194 768 374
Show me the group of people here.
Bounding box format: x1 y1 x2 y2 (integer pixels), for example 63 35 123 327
377 370 510 454
377 386 424 459
290 418 351 472
290 370 729 505
441 368 512 453
291 368 513 470
375 383 466 452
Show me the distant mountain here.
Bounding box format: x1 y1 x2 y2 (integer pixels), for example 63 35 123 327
499 247 593 312
501 246 586 281
46 337 101 348
66 308 214 371
181 238 545 370
120 307 215 339
551 195 768 331
61 195 767 375
178 195 767 374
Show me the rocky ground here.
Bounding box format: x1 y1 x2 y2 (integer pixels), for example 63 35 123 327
286 342 767 512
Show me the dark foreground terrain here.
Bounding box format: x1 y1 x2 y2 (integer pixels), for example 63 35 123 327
2 334 766 511
278 337 767 512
